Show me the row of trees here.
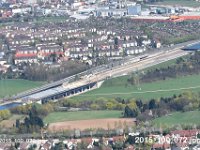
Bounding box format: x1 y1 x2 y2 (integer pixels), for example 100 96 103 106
59 97 152 113
135 91 200 122
60 97 128 111
11 103 54 116
44 89 200 120
162 34 200 45
20 60 88 81
59 91 200 120
1 60 88 81
7 90 200 133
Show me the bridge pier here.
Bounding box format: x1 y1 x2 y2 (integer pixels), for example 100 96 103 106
36 82 98 104
71 90 75 95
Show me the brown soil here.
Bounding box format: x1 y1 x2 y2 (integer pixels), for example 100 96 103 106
48 118 135 132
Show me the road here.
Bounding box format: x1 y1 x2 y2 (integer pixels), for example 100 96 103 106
22 46 189 102
1 39 199 104
61 47 189 89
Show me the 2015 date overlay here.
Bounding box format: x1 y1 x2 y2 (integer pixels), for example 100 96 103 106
135 136 200 145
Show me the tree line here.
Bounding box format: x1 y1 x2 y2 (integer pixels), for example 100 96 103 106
1 90 199 134
10 103 54 116
21 60 88 81
1 60 88 81
132 91 200 122
57 90 200 123
127 51 200 84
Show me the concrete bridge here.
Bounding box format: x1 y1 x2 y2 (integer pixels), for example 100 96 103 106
2 39 200 107
39 82 98 103
20 80 105 104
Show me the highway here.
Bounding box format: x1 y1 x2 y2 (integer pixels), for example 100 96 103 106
20 46 189 102
1 39 200 105
61 47 189 88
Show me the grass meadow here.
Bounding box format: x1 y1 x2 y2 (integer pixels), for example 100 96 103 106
44 110 123 123
0 79 45 98
152 111 200 127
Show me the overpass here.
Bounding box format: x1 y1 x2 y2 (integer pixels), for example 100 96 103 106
26 82 98 104
1 39 200 105
21 47 189 104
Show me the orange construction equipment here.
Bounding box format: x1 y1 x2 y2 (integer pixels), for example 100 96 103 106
180 15 200 20
170 15 179 20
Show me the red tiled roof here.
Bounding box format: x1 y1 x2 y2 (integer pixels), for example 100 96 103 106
152 143 170 149
113 136 124 142
81 137 93 144
171 130 200 137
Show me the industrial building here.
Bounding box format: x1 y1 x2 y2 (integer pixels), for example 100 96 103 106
127 3 141 16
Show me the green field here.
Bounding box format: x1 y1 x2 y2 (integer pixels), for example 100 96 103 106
142 58 178 72
152 111 200 127
33 16 69 24
0 79 45 98
75 73 200 100
44 110 122 123
154 0 200 7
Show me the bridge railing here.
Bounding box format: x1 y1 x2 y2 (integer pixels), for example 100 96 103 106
9 39 200 101
11 65 108 100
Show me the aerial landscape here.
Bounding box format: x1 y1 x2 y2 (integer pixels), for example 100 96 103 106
1 0 200 149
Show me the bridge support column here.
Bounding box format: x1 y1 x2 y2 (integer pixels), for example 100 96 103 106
71 90 75 95
82 87 86 92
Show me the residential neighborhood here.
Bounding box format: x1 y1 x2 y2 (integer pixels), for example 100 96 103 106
1 129 200 149
0 18 152 75
1 0 200 150
1 0 200 75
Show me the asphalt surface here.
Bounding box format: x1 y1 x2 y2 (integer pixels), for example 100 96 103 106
1 39 200 104
19 46 189 101
68 47 189 87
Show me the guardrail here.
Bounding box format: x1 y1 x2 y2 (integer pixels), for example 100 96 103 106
11 65 108 100
7 39 200 101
